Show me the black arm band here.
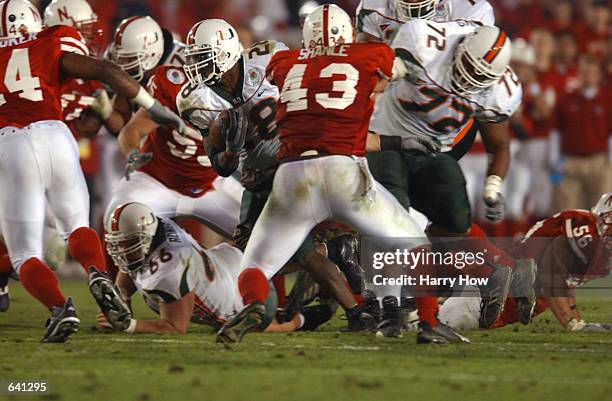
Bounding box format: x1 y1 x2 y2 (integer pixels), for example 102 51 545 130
379 135 402 151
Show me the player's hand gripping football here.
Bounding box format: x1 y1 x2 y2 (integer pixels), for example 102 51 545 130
221 109 249 155
125 149 153 181
148 100 187 134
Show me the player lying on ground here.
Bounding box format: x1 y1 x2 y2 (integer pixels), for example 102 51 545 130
0 0 184 342
177 18 373 332
99 202 332 334
440 193 612 331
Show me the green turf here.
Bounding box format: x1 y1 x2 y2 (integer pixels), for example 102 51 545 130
1 280 611 401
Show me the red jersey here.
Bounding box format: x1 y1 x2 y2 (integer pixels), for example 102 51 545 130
0 26 88 128
60 78 103 121
495 210 609 328
513 210 609 282
140 66 217 197
266 42 394 159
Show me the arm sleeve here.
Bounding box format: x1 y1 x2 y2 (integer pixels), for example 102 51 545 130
55 25 90 57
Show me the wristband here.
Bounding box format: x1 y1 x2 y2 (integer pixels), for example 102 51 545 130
131 87 155 110
379 135 402 151
484 175 503 200
125 319 138 334
566 318 586 331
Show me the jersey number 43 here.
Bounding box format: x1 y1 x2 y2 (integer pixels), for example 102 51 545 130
280 63 359 112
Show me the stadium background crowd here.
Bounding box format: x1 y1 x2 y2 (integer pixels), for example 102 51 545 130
30 0 611 239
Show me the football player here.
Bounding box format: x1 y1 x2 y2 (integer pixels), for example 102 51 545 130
215 5 469 344
177 19 369 332
356 0 494 44
440 193 612 331
103 57 243 240
100 202 330 334
0 0 184 342
108 15 186 132
365 19 530 331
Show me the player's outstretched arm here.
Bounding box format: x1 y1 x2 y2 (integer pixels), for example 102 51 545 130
118 108 158 156
129 293 195 335
59 53 186 134
480 121 511 222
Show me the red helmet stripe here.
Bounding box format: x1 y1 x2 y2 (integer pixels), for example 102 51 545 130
114 16 144 46
483 30 507 63
322 4 329 47
1 0 10 37
110 202 133 232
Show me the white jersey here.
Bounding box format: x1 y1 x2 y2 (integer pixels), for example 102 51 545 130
177 41 286 172
131 218 245 327
369 20 522 148
356 0 494 43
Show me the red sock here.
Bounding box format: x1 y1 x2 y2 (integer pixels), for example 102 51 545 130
417 297 439 326
68 227 106 274
238 268 269 305
271 275 286 307
19 257 65 309
467 223 515 270
0 255 12 276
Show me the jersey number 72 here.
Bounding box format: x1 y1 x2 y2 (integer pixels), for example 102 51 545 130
0 48 43 106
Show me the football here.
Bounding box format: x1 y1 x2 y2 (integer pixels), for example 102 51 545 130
207 110 229 151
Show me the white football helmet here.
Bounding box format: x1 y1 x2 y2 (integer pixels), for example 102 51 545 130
451 26 512 96
44 0 102 55
302 4 353 49
105 202 159 273
395 0 440 21
109 16 164 82
0 0 42 38
183 19 241 86
592 193 612 246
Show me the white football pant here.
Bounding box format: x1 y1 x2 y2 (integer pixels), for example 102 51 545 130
0 121 89 271
104 172 243 237
241 156 429 298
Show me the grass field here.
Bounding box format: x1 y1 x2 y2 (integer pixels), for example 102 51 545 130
1 279 611 401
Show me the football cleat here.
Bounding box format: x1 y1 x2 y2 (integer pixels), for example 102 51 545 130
511 258 538 325
216 302 265 344
299 304 334 331
88 266 132 331
416 321 470 344
478 264 512 329
327 234 363 294
345 303 377 332
375 296 402 338
0 273 9 312
42 297 80 343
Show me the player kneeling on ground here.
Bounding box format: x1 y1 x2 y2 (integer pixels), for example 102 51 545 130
99 202 329 334
439 193 612 332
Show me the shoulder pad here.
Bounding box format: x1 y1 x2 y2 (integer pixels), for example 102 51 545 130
474 68 522 123
45 25 89 56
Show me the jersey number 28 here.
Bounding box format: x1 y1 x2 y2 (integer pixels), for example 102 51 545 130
280 63 359 112
0 48 43 106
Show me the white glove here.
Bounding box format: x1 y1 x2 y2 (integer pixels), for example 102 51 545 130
483 175 505 223
148 100 186 135
125 149 153 180
401 136 441 155
91 89 113 120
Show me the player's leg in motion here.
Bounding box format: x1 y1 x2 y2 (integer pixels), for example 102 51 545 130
0 237 12 312
0 126 78 342
216 159 328 343
44 122 131 331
